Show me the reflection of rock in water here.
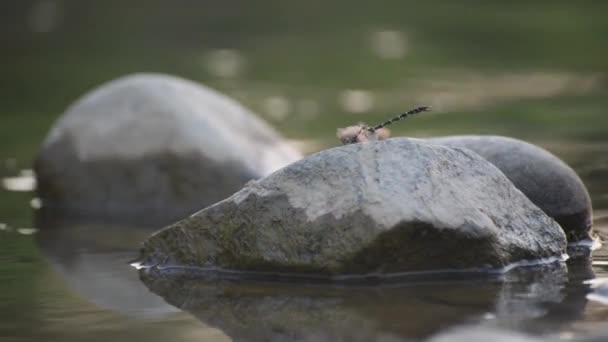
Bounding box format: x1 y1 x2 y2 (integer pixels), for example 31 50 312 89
138 261 588 342
467 259 594 337
429 326 545 342
525 259 595 333
494 265 568 328
35 212 180 319
585 277 608 305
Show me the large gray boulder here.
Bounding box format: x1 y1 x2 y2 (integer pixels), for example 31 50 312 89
35 73 301 223
427 135 593 242
137 138 566 276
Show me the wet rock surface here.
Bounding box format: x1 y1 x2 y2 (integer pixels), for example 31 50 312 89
427 135 593 242
138 138 566 276
34 73 301 224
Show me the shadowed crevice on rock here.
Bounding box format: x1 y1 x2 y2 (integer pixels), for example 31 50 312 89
341 221 558 274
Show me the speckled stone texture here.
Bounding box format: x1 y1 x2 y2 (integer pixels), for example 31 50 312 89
139 138 566 276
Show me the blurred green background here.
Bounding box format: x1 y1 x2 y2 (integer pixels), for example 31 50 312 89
2 0 607 221
0 1 607 341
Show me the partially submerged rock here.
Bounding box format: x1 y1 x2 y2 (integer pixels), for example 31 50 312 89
427 135 593 242
35 73 301 223
138 138 566 276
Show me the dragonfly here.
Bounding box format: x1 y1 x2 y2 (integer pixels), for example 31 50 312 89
337 106 430 145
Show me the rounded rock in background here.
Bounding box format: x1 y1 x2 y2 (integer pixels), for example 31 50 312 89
427 135 593 243
35 73 302 224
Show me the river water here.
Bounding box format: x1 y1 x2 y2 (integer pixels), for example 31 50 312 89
1 1 608 341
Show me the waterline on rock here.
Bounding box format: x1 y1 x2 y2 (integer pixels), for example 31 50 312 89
134 254 569 284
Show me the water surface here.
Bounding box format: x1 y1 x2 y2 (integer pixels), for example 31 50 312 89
1 1 608 341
